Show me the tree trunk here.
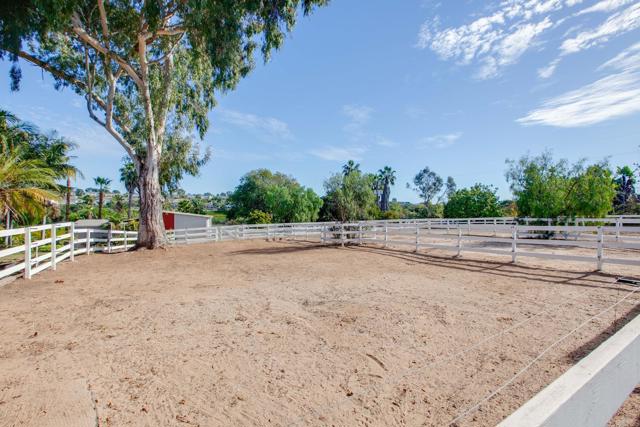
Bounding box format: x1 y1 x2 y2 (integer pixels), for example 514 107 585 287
137 156 165 248
66 176 71 221
382 184 390 212
127 189 133 220
98 192 104 219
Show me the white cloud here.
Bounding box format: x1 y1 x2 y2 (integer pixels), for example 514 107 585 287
575 0 634 15
217 109 293 140
561 2 640 54
538 58 561 78
418 132 462 149
375 136 398 147
309 146 367 161
519 42 640 126
416 0 576 78
342 104 373 124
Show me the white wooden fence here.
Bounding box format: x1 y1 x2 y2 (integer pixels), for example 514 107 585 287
167 218 640 271
3 216 639 281
0 223 137 281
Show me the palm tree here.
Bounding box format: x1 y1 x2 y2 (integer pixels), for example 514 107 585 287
377 166 396 212
119 160 138 220
111 193 126 214
81 194 96 219
93 177 112 219
37 135 82 221
342 160 360 176
0 145 59 231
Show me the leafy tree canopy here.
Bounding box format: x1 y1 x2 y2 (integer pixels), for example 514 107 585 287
321 170 377 222
228 169 322 223
506 151 616 218
409 167 443 206
444 184 502 219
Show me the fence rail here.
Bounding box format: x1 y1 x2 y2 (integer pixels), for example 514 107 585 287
3 216 639 281
0 224 137 281
166 218 640 271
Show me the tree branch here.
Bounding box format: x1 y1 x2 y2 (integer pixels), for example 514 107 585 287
71 12 143 87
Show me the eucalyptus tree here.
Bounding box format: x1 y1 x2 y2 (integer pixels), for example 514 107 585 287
377 166 396 212
409 166 443 207
1 0 327 247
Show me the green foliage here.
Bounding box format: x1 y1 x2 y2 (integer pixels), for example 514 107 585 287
229 169 322 223
444 184 502 218
247 209 272 224
321 170 377 222
0 144 59 222
506 152 616 218
177 197 206 215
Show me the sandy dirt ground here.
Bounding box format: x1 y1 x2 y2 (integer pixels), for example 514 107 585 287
0 239 639 427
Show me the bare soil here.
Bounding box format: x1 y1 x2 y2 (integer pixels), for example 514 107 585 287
0 239 639 426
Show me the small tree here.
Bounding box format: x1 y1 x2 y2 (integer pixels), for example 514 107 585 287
93 176 111 219
409 167 443 207
321 170 377 222
229 169 321 223
506 152 616 218
444 184 502 218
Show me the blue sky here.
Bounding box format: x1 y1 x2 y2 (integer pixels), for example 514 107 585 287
1 0 639 202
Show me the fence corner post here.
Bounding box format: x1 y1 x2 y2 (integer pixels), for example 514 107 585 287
70 223 75 262
24 227 32 279
51 224 57 270
597 226 604 271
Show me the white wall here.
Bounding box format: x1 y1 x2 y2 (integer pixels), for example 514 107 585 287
499 313 640 427
174 214 211 230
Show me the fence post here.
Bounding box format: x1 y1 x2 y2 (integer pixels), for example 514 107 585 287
51 224 57 270
415 223 420 252
597 226 604 271
267 224 271 241
86 229 91 255
341 223 345 247
615 218 621 241
124 230 128 249
184 228 189 244
511 225 517 263
107 229 112 253
467 219 471 233
457 225 462 257
384 224 388 248
358 223 362 245
242 225 246 240
24 227 32 279
70 223 75 262
216 226 220 242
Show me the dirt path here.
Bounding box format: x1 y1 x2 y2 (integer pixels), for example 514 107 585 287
0 240 638 426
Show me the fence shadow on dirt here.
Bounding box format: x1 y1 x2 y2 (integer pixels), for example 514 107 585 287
230 240 636 293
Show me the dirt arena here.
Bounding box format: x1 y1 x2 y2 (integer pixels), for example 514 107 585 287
1 239 639 426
